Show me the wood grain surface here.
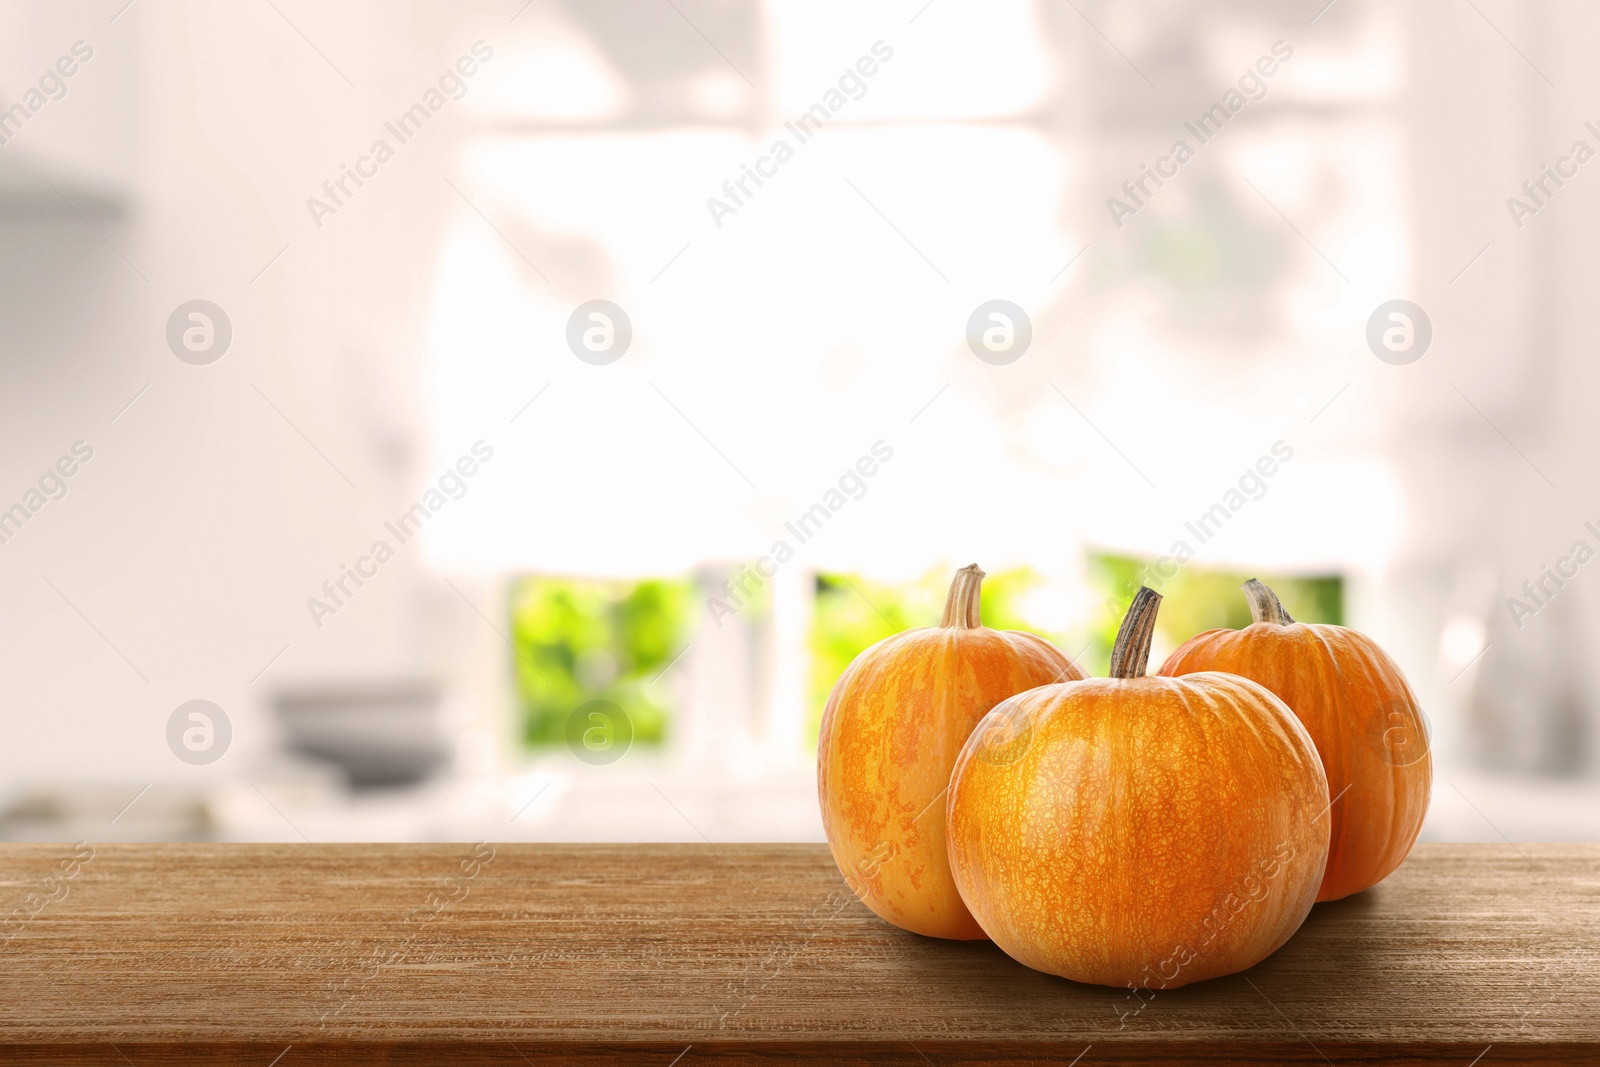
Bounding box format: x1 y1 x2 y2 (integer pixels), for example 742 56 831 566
0 842 1595 1064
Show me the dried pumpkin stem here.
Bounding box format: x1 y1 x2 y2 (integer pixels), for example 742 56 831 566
939 564 985 629
1109 586 1162 679
1243 578 1295 625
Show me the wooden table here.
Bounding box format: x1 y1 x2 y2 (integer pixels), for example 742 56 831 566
0 842 1595 1064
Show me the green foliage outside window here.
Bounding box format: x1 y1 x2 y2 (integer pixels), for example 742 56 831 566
509 560 1341 756
509 576 695 748
1083 552 1342 675
806 560 1343 747
807 567 1063 746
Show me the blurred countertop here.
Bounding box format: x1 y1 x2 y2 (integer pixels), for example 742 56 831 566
3 762 1599 845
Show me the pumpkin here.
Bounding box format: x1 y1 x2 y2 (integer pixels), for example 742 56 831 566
946 587 1329 988
1158 579 1432 902
817 564 1085 939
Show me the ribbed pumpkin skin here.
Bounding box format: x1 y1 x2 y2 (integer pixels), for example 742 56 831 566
1158 623 1432 902
817 626 1082 939
946 673 1329 987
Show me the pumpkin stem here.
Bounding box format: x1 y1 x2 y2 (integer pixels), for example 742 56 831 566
940 564 985 629
1243 578 1295 625
1109 586 1162 679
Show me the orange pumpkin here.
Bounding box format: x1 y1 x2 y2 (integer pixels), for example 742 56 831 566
1158 578 1431 902
947 587 1329 987
817 564 1084 939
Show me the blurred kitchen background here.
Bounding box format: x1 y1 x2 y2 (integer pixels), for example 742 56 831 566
2 0 1597 842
